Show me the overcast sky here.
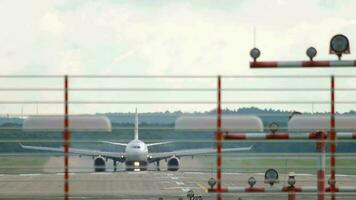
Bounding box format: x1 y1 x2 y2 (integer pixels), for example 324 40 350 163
1 0 356 114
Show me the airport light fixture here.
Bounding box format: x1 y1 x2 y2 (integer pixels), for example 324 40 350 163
187 190 195 200
328 177 336 186
288 172 296 187
248 177 256 188
250 34 355 68
306 47 317 61
264 168 279 186
250 47 261 62
208 177 217 189
269 122 279 133
330 34 350 60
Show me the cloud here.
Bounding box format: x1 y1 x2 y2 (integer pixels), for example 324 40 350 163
2 0 356 113
40 11 64 36
55 49 85 74
112 49 136 64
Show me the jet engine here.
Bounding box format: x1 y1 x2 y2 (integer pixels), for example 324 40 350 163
167 156 180 171
94 156 106 172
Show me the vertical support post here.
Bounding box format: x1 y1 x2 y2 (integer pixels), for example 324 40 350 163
330 75 336 200
216 75 222 200
64 75 70 200
316 132 326 200
288 190 296 200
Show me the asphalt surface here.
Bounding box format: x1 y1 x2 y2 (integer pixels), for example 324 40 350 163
0 157 355 200
1 170 356 199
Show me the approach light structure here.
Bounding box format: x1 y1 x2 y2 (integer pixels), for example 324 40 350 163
250 34 353 66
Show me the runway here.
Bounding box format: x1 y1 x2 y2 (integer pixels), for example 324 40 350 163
1 156 356 199
1 170 356 199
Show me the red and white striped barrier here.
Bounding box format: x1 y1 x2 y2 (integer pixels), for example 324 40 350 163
224 132 330 140
208 186 356 193
250 60 356 68
337 132 356 139
224 132 356 140
224 131 329 200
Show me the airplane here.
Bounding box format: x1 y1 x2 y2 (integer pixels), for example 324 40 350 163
20 110 253 172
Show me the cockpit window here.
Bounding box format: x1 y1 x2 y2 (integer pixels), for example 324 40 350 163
133 146 141 149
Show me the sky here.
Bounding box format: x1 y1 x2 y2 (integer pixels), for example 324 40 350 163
1 0 356 115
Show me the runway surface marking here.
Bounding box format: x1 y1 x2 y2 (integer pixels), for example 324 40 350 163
164 186 199 190
181 187 192 192
19 173 41 176
56 172 76 176
158 181 170 184
155 176 170 179
183 172 204 175
164 172 193 193
224 172 241 175
128 171 148 175
196 182 208 193
295 173 313 176
176 181 185 185
336 174 349 177
90 172 113 175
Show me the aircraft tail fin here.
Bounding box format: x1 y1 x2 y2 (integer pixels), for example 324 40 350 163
134 108 139 140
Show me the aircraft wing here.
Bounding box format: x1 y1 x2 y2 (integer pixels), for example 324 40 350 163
147 141 173 147
19 143 125 159
148 145 253 162
101 141 127 146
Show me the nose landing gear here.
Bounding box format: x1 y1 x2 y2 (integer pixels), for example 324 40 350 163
113 160 117 172
156 161 160 171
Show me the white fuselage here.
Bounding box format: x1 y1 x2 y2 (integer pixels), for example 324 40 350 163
124 139 148 163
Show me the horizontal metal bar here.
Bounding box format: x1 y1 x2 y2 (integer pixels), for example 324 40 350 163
0 75 63 78
1 87 356 92
0 75 355 79
1 113 355 117
209 186 356 193
0 101 354 104
224 132 356 140
250 60 356 68
69 75 217 78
